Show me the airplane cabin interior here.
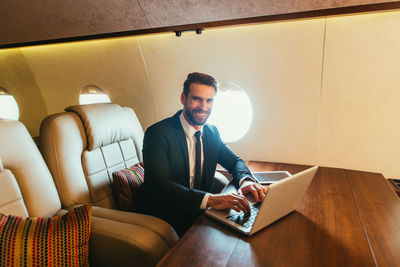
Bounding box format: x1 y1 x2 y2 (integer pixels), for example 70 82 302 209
1 1 400 266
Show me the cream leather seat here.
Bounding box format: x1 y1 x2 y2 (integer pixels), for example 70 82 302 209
0 118 176 266
39 103 178 266
0 119 61 218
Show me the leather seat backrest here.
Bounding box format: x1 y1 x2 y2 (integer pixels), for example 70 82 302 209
40 103 144 209
0 119 61 217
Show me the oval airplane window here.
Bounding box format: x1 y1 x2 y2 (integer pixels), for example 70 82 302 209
207 82 253 143
79 85 111 105
0 87 19 120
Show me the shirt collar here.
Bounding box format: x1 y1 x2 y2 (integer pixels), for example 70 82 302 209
179 111 203 138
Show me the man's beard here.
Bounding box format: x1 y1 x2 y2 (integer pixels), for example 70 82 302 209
185 107 210 126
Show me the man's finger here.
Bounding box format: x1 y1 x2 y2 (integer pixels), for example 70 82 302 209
254 184 267 200
225 194 248 212
230 202 241 212
232 199 247 213
238 195 251 213
256 187 265 201
233 195 250 213
249 185 260 202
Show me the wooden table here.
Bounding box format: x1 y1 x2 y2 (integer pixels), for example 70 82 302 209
157 161 400 267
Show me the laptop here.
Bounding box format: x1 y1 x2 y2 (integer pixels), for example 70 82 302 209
205 166 318 235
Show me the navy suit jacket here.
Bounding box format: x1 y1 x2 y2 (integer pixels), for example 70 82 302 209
138 110 252 219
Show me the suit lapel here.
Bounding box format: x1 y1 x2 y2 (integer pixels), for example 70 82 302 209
172 111 190 187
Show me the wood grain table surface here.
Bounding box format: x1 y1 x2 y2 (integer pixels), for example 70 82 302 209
157 162 400 267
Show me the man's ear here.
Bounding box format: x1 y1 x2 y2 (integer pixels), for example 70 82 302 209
180 92 186 105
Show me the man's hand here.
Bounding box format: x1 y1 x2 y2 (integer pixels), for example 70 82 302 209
207 193 250 213
239 180 268 202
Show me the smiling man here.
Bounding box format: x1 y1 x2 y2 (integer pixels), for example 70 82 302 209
137 72 267 236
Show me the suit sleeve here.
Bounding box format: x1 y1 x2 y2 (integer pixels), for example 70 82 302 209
143 125 205 215
214 128 253 188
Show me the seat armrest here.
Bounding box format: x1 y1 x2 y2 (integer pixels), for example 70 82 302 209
90 216 170 267
92 206 178 248
55 207 178 266
211 171 231 194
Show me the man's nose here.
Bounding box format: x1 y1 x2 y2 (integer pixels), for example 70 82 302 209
199 100 208 109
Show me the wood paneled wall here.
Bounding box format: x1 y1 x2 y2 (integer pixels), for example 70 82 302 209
1 0 400 47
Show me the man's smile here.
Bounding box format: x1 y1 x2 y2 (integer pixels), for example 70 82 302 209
193 110 208 118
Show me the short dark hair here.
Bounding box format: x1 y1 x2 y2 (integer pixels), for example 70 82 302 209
183 72 218 96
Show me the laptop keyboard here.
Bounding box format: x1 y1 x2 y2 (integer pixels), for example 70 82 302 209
227 202 261 228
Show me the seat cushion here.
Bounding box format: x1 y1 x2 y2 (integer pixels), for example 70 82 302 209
0 169 28 217
0 205 92 266
112 163 144 211
0 119 61 217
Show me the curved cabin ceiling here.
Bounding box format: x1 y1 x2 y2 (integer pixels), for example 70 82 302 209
1 0 400 47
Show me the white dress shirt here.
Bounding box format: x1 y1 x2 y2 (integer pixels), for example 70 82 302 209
179 113 255 210
179 113 210 210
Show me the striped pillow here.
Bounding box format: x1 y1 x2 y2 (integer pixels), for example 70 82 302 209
0 205 91 267
112 163 144 211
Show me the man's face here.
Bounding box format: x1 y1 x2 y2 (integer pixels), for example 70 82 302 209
181 83 215 129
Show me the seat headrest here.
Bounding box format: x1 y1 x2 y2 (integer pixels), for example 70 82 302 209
0 119 61 217
65 103 138 151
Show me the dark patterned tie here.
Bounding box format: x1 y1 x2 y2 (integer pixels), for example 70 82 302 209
194 130 202 189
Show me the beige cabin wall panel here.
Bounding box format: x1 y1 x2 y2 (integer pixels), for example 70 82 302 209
0 49 47 137
20 38 156 128
138 19 325 165
320 10 400 178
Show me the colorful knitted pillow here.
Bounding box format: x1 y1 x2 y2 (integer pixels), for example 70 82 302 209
112 163 144 211
0 205 92 267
